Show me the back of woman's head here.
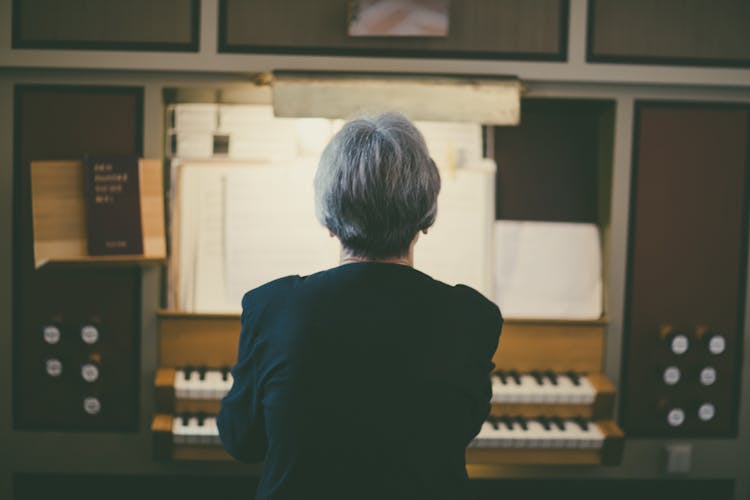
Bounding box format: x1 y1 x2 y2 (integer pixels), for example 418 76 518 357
314 112 441 259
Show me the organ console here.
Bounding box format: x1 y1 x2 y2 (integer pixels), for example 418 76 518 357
151 312 625 470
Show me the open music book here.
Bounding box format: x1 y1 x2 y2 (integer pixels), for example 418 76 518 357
169 105 493 313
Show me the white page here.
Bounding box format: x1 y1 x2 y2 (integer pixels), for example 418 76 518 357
175 162 240 313
171 132 214 159
224 161 340 306
494 220 603 320
415 120 483 170
219 104 299 162
415 160 495 298
170 103 218 131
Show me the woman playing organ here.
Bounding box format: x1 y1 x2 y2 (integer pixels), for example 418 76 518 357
217 112 503 500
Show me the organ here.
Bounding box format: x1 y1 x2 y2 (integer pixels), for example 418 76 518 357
151 92 625 471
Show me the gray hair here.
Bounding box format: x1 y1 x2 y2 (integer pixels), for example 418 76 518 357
314 112 441 259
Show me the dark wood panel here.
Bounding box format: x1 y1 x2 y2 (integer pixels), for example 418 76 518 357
12 0 199 51
623 103 749 437
494 99 614 223
588 0 750 67
220 0 568 61
13 85 143 430
13 476 735 500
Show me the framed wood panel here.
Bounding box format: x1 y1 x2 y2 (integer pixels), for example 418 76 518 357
219 0 568 61
588 0 750 68
12 0 200 51
494 98 615 223
622 102 749 437
13 85 144 431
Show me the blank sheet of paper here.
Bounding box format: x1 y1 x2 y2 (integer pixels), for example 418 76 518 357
494 220 603 319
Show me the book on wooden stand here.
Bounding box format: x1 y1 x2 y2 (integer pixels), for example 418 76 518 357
30 158 166 268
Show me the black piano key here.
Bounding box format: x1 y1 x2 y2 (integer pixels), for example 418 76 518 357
221 366 230 381
566 371 581 386
198 366 207 381
537 416 551 431
501 416 515 430
551 416 566 431
489 417 500 430
197 412 206 426
183 365 194 379
494 370 507 384
574 417 589 431
544 370 558 385
516 416 528 431
508 370 522 385
530 370 544 385
179 413 189 426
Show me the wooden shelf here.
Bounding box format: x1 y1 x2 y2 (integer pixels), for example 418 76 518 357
503 316 609 327
157 310 240 320
30 159 166 269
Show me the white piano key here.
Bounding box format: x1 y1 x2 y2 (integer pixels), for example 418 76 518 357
577 376 597 405
174 370 190 399
186 416 200 444
172 416 188 445
519 375 542 403
524 421 546 448
204 417 220 444
553 375 576 404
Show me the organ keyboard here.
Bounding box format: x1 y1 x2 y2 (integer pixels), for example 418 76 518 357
492 371 596 404
174 367 233 400
152 311 625 469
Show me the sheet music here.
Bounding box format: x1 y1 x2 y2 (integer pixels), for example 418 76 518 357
170 105 495 313
223 161 340 307
219 105 298 162
175 163 239 312
170 103 218 131
415 121 483 170
415 160 496 298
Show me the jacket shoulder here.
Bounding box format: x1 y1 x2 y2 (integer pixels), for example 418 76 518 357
241 275 301 312
453 284 502 320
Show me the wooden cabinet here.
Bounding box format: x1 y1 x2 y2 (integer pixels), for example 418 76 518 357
12 0 199 51
220 0 568 60
588 0 750 67
623 102 749 436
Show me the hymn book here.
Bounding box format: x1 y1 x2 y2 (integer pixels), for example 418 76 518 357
83 154 144 256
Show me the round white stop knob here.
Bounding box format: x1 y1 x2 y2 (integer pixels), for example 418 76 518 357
667 408 685 427
81 325 99 345
45 358 63 377
43 325 61 345
671 334 689 354
81 363 99 383
708 335 726 355
663 366 681 385
700 367 717 386
83 397 101 415
698 403 716 422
